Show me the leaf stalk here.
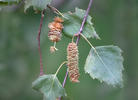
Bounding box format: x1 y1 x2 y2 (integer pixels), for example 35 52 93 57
55 61 67 76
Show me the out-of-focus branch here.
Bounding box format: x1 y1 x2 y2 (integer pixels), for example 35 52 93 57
37 10 45 76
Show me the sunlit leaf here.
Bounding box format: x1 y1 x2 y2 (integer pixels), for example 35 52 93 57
32 74 66 100
84 45 124 87
62 8 100 39
24 0 52 12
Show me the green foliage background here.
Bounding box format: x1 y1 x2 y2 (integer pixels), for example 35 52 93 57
0 0 137 100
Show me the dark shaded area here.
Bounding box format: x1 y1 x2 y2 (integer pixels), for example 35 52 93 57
0 0 137 100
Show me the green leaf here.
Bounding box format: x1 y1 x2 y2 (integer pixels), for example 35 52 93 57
0 0 18 2
0 0 19 8
0 0 19 4
62 8 100 39
84 45 124 87
24 0 52 12
32 74 66 100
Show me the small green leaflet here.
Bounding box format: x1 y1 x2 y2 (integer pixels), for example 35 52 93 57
84 45 124 87
32 74 66 100
24 0 52 12
62 8 100 39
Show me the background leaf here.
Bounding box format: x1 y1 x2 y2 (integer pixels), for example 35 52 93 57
24 0 52 12
63 8 100 39
84 45 124 87
0 0 18 2
32 74 66 100
0 0 19 5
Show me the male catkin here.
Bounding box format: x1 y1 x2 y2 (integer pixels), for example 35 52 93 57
67 42 80 83
48 17 64 42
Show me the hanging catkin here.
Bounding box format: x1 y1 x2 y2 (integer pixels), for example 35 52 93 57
67 42 80 83
48 17 64 42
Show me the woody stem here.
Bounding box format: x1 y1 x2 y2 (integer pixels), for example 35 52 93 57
76 0 93 45
60 0 93 99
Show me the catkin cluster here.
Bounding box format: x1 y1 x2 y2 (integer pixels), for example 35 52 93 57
48 17 64 42
67 42 80 83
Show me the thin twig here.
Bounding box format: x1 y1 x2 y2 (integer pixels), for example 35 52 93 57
62 70 68 87
76 0 93 45
60 0 94 100
37 10 45 76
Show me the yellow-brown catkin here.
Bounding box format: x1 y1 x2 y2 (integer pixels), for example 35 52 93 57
48 17 64 42
67 42 80 83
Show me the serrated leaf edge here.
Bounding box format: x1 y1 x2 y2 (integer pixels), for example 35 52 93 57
84 45 124 87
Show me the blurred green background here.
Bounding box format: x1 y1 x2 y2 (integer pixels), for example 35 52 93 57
0 0 137 100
